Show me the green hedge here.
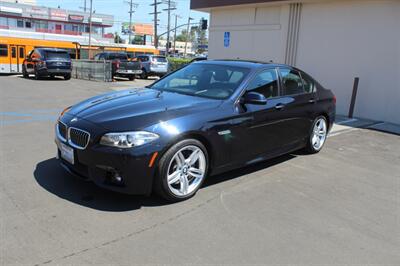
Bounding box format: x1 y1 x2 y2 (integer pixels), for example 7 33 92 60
168 57 191 72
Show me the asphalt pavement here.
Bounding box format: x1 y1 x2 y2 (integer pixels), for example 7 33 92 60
1 75 399 265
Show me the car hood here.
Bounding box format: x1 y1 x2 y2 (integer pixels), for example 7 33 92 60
67 88 223 131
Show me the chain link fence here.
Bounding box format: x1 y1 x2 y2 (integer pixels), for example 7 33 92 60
71 60 112 82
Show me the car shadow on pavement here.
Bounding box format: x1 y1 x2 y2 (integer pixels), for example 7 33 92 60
18 75 66 81
34 158 168 212
35 153 298 212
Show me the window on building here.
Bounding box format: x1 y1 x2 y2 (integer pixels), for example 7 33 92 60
25 21 32 28
17 20 24 28
279 68 305 96
0 45 8 57
0 17 7 26
247 69 279 98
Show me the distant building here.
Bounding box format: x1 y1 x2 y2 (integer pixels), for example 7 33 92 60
158 39 195 55
0 1 114 42
191 0 400 124
1 0 36 5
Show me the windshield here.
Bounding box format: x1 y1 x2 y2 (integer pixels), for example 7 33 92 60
45 51 70 60
150 63 250 99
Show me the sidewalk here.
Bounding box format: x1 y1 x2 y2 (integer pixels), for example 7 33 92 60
331 115 400 136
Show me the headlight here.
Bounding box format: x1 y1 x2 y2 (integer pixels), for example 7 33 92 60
100 131 159 148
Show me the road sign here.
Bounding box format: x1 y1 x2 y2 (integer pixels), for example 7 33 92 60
224 32 230 48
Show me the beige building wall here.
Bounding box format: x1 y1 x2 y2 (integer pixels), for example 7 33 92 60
207 0 400 124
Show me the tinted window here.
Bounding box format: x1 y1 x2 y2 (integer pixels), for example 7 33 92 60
247 69 279 98
0 44 7 57
301 72 315 93
108 53 128 60
152 56 167 63
19 47 24 58
139 56 149 62
45 51 70 60
280 68 304 96
151 64 250 100
11 47 16 58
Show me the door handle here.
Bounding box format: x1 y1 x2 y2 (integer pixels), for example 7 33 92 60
275 103 285 110
308 98 316 104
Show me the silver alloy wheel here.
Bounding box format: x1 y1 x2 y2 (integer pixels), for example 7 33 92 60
312 118 327 150
167 145 206 197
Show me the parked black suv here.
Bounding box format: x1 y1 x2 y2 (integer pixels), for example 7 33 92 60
22 48 72 80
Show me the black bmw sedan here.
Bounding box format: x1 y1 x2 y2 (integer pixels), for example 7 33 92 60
55 60 336 201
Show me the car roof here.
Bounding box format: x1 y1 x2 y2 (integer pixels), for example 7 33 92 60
196 59 289 69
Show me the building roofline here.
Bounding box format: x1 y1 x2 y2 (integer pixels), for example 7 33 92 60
190 0 289 10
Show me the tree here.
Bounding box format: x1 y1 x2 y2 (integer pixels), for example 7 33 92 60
133 35 144 45
114 32 123 44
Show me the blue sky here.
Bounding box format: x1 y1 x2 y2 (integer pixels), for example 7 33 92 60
36 0 209 34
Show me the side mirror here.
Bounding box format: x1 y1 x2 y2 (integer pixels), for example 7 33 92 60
241 92 267 105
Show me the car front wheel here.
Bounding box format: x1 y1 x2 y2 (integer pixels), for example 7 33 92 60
155 139 208 202
306 116 328 154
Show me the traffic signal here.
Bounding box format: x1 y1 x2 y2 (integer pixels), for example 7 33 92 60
201 19 208 30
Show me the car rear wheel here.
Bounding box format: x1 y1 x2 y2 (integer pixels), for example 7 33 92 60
34 68 40 80
155 139 208 202
64 74 71 80
140 69 148 79
128 75 135 81
22 66 28 78
306 116 328 154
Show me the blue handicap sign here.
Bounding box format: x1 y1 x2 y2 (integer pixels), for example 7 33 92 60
224 32 230 48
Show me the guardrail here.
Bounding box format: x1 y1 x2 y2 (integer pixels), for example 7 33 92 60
71 59 112 82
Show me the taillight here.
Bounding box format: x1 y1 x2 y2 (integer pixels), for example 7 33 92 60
333 95 337 105
115 60 120 69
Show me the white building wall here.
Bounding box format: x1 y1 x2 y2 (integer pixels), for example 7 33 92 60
207 0 400 124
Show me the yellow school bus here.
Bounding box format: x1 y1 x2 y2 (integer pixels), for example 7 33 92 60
0 35 159 74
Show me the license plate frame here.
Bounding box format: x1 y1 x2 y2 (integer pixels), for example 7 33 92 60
60 142 74 165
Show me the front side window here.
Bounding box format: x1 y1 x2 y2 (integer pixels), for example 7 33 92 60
0 44 8 57
150 63 250 100
247 68 279 98
279 68 304 96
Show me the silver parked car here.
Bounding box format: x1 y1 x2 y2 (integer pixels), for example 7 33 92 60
136 55 169 79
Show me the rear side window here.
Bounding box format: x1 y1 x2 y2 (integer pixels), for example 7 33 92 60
0 44 7 57
301 72 315 93
279 68 305 96
108 53 128 60
45 51 70 60
152 56 167 63
247 69 279 98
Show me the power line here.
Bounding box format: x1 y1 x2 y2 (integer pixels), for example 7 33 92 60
149 0 162 48
162 0 176 55
124 0 139 44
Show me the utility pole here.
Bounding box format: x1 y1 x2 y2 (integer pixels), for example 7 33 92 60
88 0 93 59
163 0 176 55
184 16 193 57
173 14 181 55
149 0 162 48
124 0 138 44
84 0 87 12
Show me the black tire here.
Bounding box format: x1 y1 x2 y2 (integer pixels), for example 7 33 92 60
154 139 209 202
128 75 135 81
64 74 71 80
50 74 55 79
140 69 148 79
22 66 28 78
34 68 40 80
305 116 328 154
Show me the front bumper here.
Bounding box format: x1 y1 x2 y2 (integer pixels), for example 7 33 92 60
55 130 160 195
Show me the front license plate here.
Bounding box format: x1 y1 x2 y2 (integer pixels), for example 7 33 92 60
60 142 74 165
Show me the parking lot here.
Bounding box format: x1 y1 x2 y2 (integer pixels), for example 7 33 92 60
1 75 399 265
